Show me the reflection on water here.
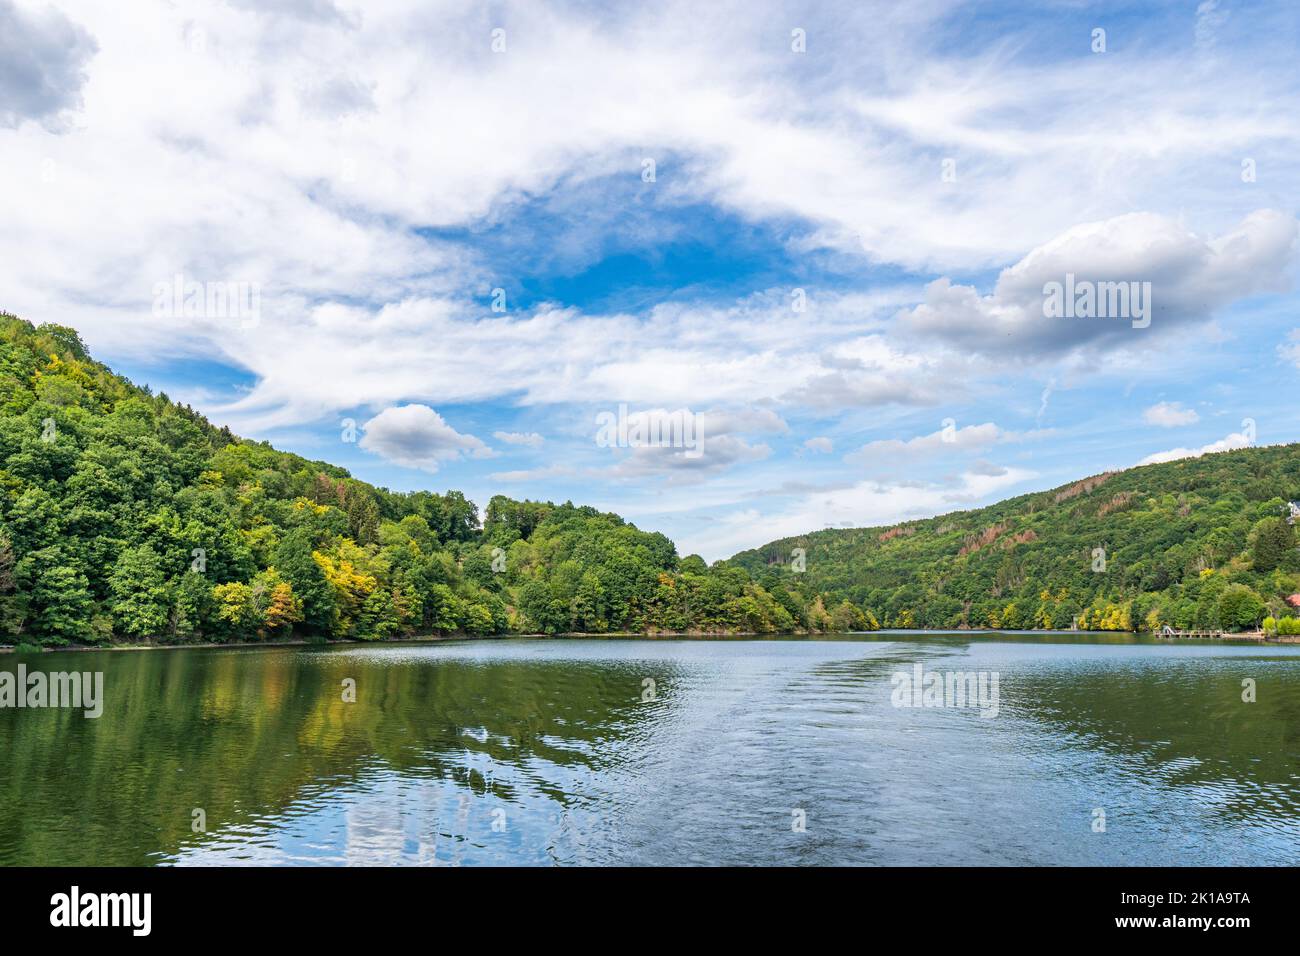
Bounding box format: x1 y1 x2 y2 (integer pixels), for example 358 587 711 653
1 635 1298 865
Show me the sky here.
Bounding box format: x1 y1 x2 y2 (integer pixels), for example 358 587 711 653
1 0 1298 561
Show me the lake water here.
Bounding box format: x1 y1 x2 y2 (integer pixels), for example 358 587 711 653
2 633 1299 866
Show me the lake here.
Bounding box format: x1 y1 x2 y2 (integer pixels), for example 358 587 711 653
2 633 1298 866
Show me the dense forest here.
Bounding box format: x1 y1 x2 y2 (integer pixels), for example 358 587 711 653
0 314 863 647
732 444 1300 636
2 313 1298 647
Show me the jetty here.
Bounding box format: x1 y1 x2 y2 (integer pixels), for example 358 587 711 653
1155 626 1269 641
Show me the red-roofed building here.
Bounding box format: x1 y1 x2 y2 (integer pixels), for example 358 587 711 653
1287 594 1300 609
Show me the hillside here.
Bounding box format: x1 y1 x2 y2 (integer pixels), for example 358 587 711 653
729 444 1300 634
4 312 1298 647
0 314 848 646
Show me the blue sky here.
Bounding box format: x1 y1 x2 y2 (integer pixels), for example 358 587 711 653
2 0 1298 559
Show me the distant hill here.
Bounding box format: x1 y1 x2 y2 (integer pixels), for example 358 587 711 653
727 443 1300 634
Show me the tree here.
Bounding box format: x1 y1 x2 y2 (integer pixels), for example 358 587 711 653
313 543 377 637
356 587 400 639
13 548 95 646
1217 584 1265 631
172 570 216 639
830 599 867 631
1248 517 1294 573
273 529 335 633
519 580 565 634
108 545 171 637
423 584 461 633
212 581 259 638
571 572 606 632
0 529 17 637
263 579 303 633
347 493 380 545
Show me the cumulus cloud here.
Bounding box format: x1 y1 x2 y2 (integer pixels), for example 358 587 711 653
590 404 785 482
698 407 788 436
899 210 1298 357
359 404 491 473
781 334 944 409
0 0 97 130
606 435 771 481
493 430 545 448
1138 431 1253 466
1143 401 1199 427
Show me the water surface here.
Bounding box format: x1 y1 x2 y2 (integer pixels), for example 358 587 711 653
2 633 1298 865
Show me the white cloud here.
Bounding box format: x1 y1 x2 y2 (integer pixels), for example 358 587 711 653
594 404 780 482
844 422 1047 468
1143 401 1199 427
605 436 771 481
488 465 573 482
846 422 999 464
804 436 833 453
1 0 1295 411
899 210 1297 358
1138 431 1252 466
358 404 491 473
493 430 545 448
698 407 789 436
176 292 934 433
675 466 1036 560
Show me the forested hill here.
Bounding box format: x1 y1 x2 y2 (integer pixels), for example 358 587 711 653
4 313 1298 647
0 314 862 646
729 443 1300 634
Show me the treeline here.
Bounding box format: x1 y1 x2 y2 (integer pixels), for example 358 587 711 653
6 313 1299 645
0 315 870 646
731 445 1300 634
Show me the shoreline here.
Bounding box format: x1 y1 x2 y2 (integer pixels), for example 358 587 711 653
3 626 1297 653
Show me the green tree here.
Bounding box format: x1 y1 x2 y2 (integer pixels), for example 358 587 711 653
14 548 95 646
272 529 335 633
1248 517 1294 573
1217 584 1266 631
829 599 867 631
108 545 172 637
172 570 216 639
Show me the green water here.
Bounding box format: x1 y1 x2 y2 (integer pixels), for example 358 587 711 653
2 633 1298 865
